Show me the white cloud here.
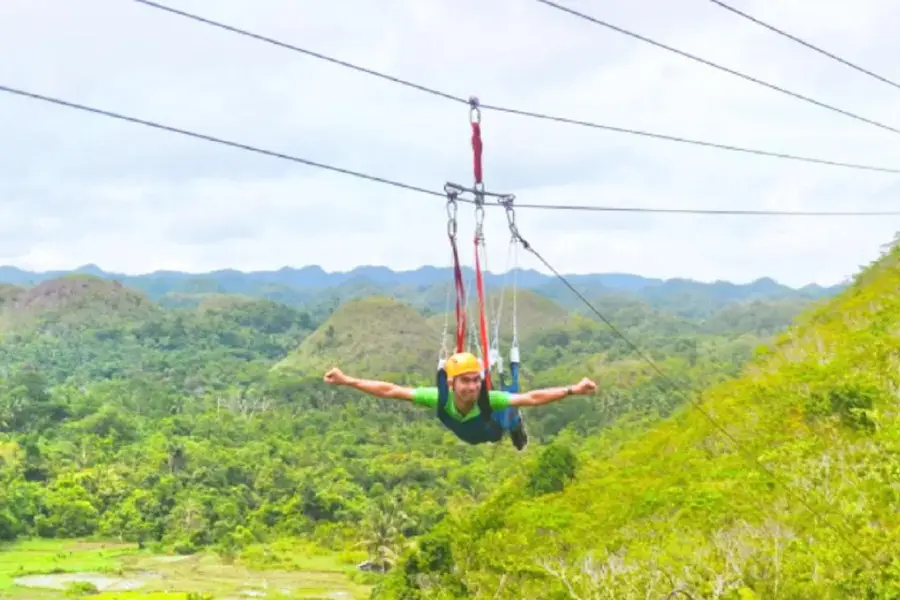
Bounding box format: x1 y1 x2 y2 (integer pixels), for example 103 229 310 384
1 0 899 287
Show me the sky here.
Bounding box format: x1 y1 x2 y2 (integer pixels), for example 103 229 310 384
2 0 900 287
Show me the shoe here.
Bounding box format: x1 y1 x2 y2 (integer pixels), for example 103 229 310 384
510 418 528 451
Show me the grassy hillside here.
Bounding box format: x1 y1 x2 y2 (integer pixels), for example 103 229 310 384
0 275 158 333
0 284 24 309
375 245 900 598
273 296 441 384
425 287 570 347
697 297 816 336
0 282 315 387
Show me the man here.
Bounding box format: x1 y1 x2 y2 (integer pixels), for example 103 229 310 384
323 351 597 451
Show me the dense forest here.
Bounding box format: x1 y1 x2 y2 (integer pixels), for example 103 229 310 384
0 252 894 598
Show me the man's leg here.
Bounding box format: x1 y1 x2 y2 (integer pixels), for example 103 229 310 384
492 407 528 450
508 408 528 451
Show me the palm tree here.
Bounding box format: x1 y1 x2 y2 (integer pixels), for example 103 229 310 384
355 496 412 572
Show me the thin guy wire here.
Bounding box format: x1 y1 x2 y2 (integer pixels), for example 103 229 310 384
515 230 878 567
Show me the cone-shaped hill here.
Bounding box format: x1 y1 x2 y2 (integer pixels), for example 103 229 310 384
273 296 441 384
0 283 25 309
0 275 159 332
425 287 570 347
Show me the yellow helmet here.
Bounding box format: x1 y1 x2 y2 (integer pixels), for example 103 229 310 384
445 352 482 379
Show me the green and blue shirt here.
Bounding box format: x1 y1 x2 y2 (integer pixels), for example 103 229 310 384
412 387 512 422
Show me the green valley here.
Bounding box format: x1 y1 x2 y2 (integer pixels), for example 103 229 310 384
1 257 888 599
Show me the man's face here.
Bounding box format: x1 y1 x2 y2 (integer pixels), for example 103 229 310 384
451 371 481 403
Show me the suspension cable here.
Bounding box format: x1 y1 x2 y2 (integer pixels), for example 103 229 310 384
3 84 898 218
707 0 900 92
128 0 900 175
471 97 492 389
438 279 451 365
445 189 466 354
511 236 520 356
533 0 900 137
489 237 517 377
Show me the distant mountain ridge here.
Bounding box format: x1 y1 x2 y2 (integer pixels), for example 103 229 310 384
0 263 841 296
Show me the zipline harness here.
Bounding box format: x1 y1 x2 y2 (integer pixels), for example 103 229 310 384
436 97 526 444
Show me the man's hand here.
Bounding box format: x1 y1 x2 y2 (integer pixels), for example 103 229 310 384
573 377 597 395
322 369 413 401
324 367 349 386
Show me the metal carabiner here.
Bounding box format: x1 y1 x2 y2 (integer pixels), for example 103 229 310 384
474 203 486 242
446 192 459 239
468 96 481 124
500 194 520 241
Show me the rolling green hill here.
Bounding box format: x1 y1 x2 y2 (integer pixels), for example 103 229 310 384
0 280 316 387
273 296 442 385
425 287 570 348
0 284 24 309
0 274 158 333
374 244 900 598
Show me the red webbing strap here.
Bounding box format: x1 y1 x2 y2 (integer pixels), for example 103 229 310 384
471 121 483 185
450 236 466 353
474 236 491 390
469 97 488 385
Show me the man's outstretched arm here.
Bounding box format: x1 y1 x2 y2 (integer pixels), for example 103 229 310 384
323 367 414 401
509 377 597 407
